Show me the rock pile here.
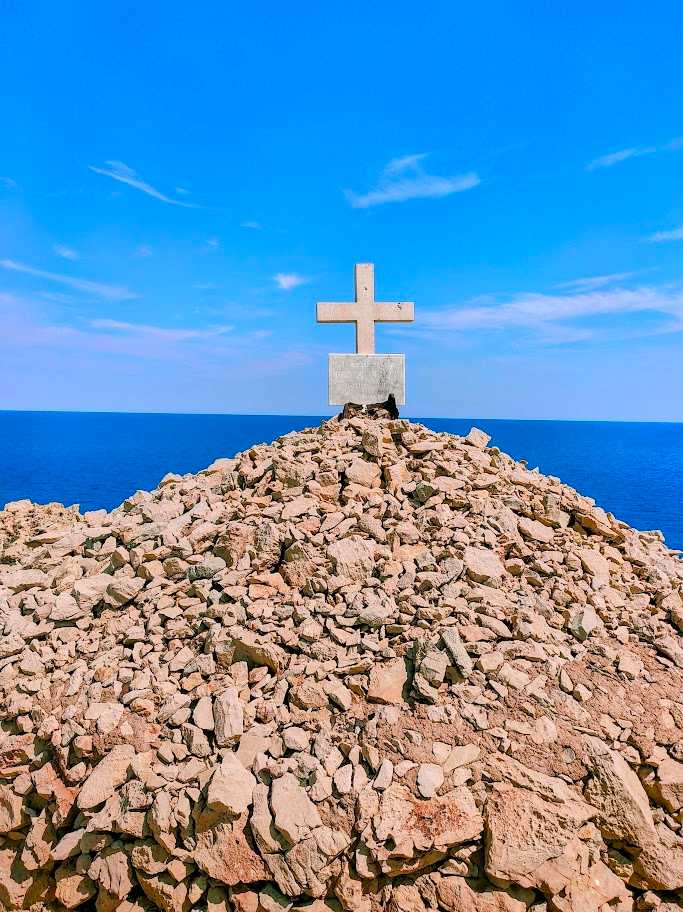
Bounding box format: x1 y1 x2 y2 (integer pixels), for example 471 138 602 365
1 416 683 912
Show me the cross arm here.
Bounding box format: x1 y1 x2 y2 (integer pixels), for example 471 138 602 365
316 302 358 323
374 302 414 323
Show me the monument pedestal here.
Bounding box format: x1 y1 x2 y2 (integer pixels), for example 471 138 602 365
328 353 405 406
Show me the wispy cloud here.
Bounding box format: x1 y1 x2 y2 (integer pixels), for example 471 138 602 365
274 272 309 290
39 291 78 305
53 244 79 261
586 147 655 171
89 161 199 208
0 292 310 394
417 276 683 345
648 226 683 243
206 237 220 249
0 259 137 300
586 136 683 171
90 318 234 342
554 272 639 291
1 177 17 190
241 220 262 230
135 245 153 258
346 153 480 208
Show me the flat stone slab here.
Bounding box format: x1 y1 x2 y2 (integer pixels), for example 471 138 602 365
328 354 405 406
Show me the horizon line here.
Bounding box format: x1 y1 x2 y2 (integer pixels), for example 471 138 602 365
0 407 681 425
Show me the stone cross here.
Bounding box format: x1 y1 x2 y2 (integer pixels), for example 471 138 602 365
317 264 414 407
316 263 414 354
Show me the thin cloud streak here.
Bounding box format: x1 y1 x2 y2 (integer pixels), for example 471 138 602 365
90 318 234 341
648 227 683 243
586 135 683 171
0 259 138 300
418 280 683 343
554 272 639 291
89 161 199 208
346 153 480 208
0 293 298 380
586 147 654 171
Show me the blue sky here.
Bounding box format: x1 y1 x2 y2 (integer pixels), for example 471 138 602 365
2 2 683 420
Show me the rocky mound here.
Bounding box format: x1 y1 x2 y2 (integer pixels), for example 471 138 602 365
1 416 683 912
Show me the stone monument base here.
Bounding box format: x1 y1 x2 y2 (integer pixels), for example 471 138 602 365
328 354 405 406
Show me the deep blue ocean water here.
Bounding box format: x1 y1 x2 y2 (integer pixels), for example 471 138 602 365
1 411 681 551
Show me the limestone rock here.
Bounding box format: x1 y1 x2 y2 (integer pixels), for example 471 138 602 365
213 685 244 746
194 819 267 886
367 658 407 704
485 784 595 892
270 773 322 844
77 744 136 810
327 538 374 580
207 754 256 816
463 547 504 585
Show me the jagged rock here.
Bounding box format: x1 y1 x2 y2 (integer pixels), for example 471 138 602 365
583 736 657 845
367 658 407 704
77 744 136 810
327 538 374 580
577 547 610 586
0 784 27 833
270 773 323 844
54 864 97 909
213 685 244 745
436 876 526 912
194 819 267 885
207 754 256 816
484 784 595 893
651 756 683 812
463 547 504 585
568 606 601 641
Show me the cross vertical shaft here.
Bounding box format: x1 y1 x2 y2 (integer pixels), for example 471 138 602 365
354 263 376 354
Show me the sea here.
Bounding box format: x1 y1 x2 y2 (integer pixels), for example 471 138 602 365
1 411 681 552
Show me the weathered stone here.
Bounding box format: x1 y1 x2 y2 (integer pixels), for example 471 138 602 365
213 686 244 746
577 547 610 586
485 785 595 892
441 628 473 679
327 538 374 580
463 547 504 585
270 773 322 845
374 784 483 851
436 876 525 912
0 784 27 833
194 820 267 886
568 606 602 641
207 754 256 816
583 736 656 845
77 745 135 810
416 763 444 798
464 427 491 449
367 659 407 704
55 864 97 909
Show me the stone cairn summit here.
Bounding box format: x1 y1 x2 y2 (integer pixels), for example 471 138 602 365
1 415 683 912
